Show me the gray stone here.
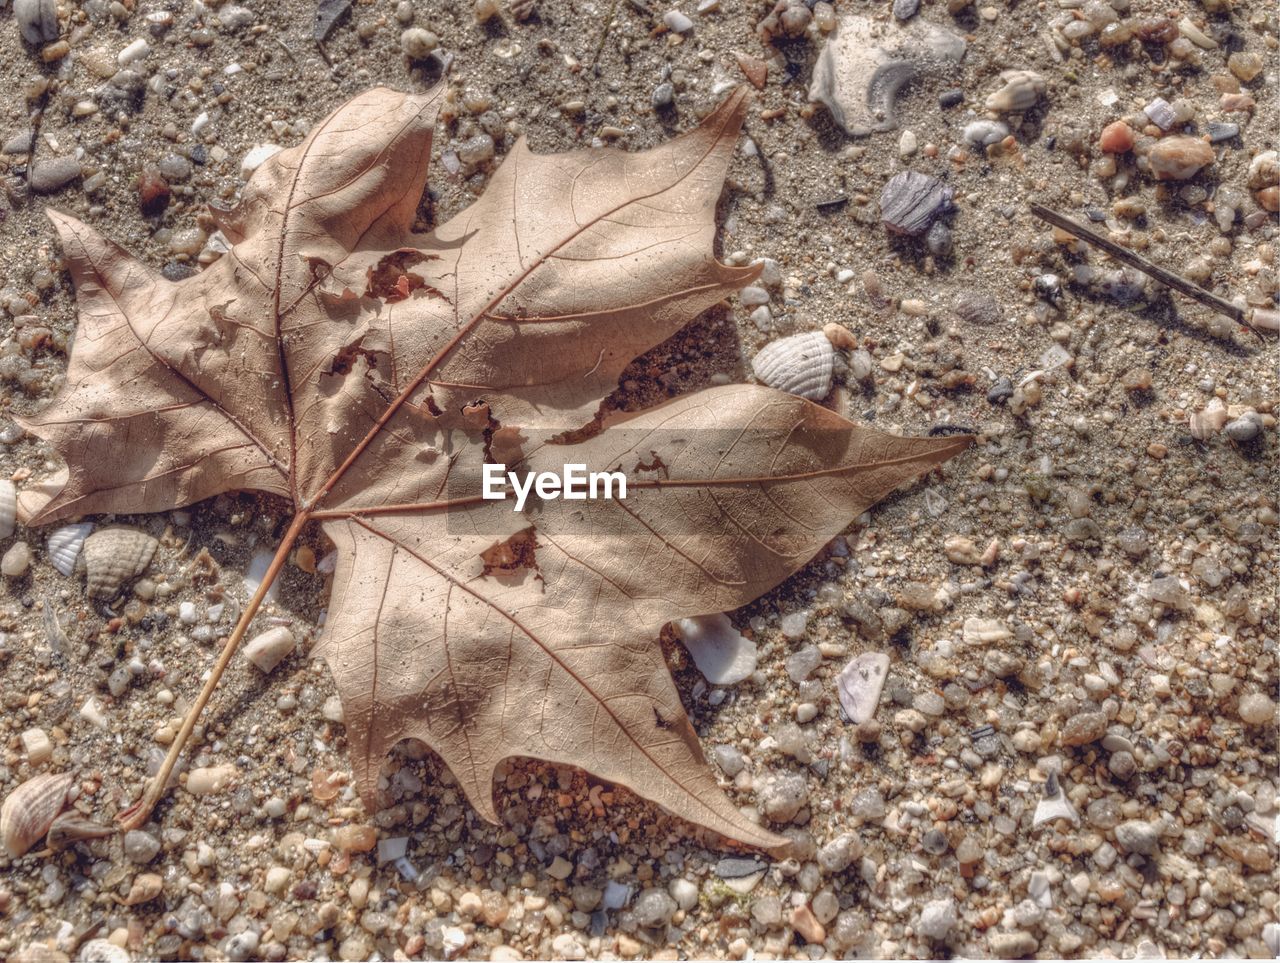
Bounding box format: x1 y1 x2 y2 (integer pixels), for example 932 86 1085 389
29 156 82 194
758 772 809 822
123 829 162 863
918 898 956 940
632 888 677 927
1115 819 1159 855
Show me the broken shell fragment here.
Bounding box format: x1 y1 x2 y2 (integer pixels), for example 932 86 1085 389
808 14 966 135
47 522 93 577
82 526 159 599
1033 783 1080 828
674 614 758 685
985 69 1046 113
1189 399 1229 440
751 331 835 401
879 171 953 237
0 479 15 539
837 652 890 723
1 771 75 858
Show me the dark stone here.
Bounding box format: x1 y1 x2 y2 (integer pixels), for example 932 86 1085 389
892 0 920 20
716 856 768 879
986 377 1014 405
939 89 964 109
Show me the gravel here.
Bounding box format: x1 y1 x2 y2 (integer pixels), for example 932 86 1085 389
0 0 1276 958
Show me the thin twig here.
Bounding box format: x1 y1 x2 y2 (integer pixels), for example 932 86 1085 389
117 512 308 830
1028 203 1265 338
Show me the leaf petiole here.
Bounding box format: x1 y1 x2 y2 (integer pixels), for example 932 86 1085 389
117 511 310 831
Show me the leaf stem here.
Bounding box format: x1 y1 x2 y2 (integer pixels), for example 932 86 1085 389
117 511 310 831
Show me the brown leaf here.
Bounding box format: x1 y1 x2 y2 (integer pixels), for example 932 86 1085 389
20 85 970 853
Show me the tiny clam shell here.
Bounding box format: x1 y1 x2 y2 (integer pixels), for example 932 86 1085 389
0 479 15 540
751 331 835 401
77 939 132 963
1 771 74 858
47 522 94 577
82 526 159 600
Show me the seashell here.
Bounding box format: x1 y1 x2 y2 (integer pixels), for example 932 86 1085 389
1189 399 1229 440
674 614 758 685
81 526 158 599
15 0 59 45
76 940 132 963
984 69 1046 113
46 811 114 851
951 290 1003 326
1 771 74 858
808 13 966 135
837 652 890 723
47 522 93 577
0 479 14 540
751 332 835 401
879 170 953 237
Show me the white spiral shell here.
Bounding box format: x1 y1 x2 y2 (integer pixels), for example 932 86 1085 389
1 771 74 858
0 479 15 540
750 331 835 401
47 522 94 577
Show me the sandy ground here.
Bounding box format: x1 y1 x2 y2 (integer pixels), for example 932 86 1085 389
0 0 1277 960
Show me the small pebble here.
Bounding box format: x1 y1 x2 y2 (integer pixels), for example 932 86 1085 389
1114 819 1159 855
1238 692 1274 725
918 899 957 940
1099 120 1135 153
400 27 438 58
2 541 31 578
28 156 82 194
1148 136 1215 181
651 83 674 109
123 829 161 863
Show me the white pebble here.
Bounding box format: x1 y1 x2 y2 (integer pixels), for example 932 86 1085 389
186 764 238 795
663 9 694 32
243 626 295 673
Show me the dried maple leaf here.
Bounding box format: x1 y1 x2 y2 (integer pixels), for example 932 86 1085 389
18 85 970 852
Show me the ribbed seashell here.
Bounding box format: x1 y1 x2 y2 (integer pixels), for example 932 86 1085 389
751 331 835 401
82 527 158 600
46 811 114 851
76 939 132 963
951 290 1003 327
1 771 74 858
47 522 93 577
0 479 15 540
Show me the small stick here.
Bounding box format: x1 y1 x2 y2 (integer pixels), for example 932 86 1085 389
116 512 308 831
1028 203 1265 337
